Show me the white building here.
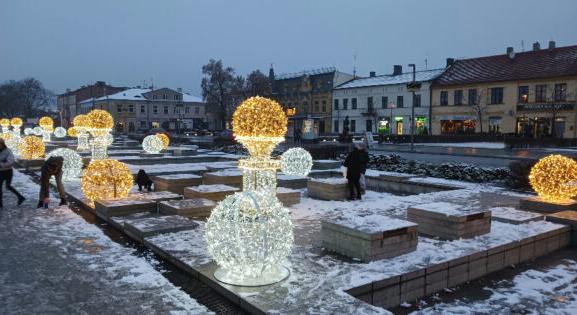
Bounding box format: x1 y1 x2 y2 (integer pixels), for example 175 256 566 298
78 87 206 134
332 67 444 135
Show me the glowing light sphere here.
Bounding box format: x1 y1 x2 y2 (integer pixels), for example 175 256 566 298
529 154 577 202
81 159 133 201
142 135 163 154
205 191 293 286
73 114 90 131
156 133 169 150
45 148 83 180
10 118 23 128
24 128 33 135
54 127 67 138
280 147 313 176
87 110 113 137
39 116 54 131
18 136 45 159
104 133 114 146
68 126 78 138
33 126 43 136
0 133 17 150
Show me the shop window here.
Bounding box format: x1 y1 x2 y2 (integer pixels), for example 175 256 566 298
489 117 502 134
415 117 427 135
440 120 476 134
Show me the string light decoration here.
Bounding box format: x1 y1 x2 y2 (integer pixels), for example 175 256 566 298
46 148 83 180
156 133 170 150
24 128 33 136
10 117 23 128
529 154 577 202
54 127 67 138
104 133 114 146
33 126 43 136
86 110 114 159
18 136 45 159
90 137 109 160
81 159 133 201
142 135 164 154
39 116 54 142
0 133 18 152
0 118 9 133
205 96 293 287
72 115 91 151
280 147 313 177
68 126 78 138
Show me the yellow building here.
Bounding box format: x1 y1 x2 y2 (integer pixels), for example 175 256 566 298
431 42 577 138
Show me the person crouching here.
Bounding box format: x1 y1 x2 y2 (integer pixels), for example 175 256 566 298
136 169 153 192
37 156 67 208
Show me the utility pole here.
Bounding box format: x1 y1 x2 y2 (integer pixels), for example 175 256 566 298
407 64 421 152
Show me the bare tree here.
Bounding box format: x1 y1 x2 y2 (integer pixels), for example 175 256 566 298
469 88 487 133
244 70 271 97
0 78 52 118
201 59 238 130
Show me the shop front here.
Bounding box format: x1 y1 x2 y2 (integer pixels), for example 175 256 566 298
415 116 427 135
440 119 476 134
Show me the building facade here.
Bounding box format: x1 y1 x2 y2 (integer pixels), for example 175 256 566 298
431 42 577 138
332 66 444 135
270 67 353 137
57 81 126 127
78 87 206 134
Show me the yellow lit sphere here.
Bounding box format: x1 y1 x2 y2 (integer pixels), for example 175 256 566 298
73 114 90 130
10 117 23 127
68 126 78 138
17 136 45 159
39 116 54 130
156 133 170 150
0 118 9 127
529 154 577 202
87 110 113 130
81 159 133 201
232 96 287 138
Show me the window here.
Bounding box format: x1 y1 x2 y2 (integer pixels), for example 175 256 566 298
489 117 502 134
555 83 567 101
140 105 145 113
163 94 167 100
334 120 339 132
536 85 547 102
350 119 356 132
440 91 448 106
518 86 529 103
352 98 357 109
454 90 463 105
116 104 123 112
163 106 168 114
468 89 477 105
185 106 190 114
381 96 388 109
490 87 504 104
322 100 326 112
153 105 158 114
334 99 339 110
365 120 372 132
367 97 373 111
343 99 348 110
174 95 179 100
128 104 134 112
153 95 157 100
413 94 421 107
140 121 147 129
314 101 319 112
195 107 199 114
397 95 404 108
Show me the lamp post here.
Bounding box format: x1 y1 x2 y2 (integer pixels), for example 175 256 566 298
407 64 421 152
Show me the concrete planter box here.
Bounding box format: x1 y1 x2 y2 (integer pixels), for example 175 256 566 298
407 202 491 240
139 152 164 158
277 174 309 189
519 197 577 213
203 170 243 187
17 158 44 169
546 210 577 246
313 160 341 170
276 187 301 206
133 191 183 203
153 174 203 194
308 178 349 200
183 184 239 201
490 207 544 225
322 217 418 262
95 198 157 218
123 215 199 242
159 198 217 218
171 148 197 156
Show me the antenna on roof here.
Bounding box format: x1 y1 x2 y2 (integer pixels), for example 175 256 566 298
353 52 357 78
521 40 525 52
424 58 428 70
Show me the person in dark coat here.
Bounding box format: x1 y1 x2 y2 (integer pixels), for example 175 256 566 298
343 144 366 200
37 156 66 208
136 169 153 192
0 138 25 208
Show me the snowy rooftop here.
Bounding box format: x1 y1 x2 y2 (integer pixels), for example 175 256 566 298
79 88 203 104
276 67 337 80
334 68 445 89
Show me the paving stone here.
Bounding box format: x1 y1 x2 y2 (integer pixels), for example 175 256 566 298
183 184 239 201
519 197 577 213
159 198 216 218
124 215 198 241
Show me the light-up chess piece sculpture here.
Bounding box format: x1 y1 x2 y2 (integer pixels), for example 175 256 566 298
86 110 113 160
73 114 90 151
38 116 54 142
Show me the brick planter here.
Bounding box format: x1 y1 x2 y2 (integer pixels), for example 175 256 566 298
153 174 203 194
322 216 418 262
159 198 217 218
308 178 349 200
183 184 239 201
407 202 491 240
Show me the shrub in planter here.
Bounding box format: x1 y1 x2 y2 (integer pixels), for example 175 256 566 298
506 159 537 189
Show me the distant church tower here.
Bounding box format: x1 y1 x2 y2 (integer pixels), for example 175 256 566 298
269 63 276 94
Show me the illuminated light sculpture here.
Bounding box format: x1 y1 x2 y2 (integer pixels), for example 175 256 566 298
73 114 90 151
205 96 292 286
24 128 33 136
18 136 45 159
46 148 83 180
529 154 577 203
33 126 43 136
142 134 164 154
10 118 23 136
39 116 54 142
104 133 114 146
67 126 78 138
87 110 114 160
81 159 133 202
0 133 18 152
156 133 170 150
280 147 313 177
54 127 67 138
0 118 9 133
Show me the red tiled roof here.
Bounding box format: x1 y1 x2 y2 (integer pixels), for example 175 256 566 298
433 45 577 86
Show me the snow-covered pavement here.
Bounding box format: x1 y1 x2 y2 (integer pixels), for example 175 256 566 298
0 170 212 314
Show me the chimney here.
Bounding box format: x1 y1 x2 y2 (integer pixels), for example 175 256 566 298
393 65 402 76
532 42 541 51
549 40 556 49
446 58 455 67
369 71 376 77
506 47 514 55
177 88 182 93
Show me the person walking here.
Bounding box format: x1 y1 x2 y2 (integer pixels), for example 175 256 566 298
343 144 364 200
357 143 370 194
294 128 302 144
0 138 26 208
37 156 67 208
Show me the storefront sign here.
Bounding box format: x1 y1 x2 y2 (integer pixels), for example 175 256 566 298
517 103 574 111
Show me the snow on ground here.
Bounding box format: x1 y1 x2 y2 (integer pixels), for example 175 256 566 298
415 142 505 149
411 259 577 315
0 170 212 314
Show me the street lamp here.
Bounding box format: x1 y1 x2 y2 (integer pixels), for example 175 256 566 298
407 64 421 152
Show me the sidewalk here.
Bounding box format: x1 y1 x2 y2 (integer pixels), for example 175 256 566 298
0 170 211 314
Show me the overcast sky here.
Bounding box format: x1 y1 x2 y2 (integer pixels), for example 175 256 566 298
1 0 577 96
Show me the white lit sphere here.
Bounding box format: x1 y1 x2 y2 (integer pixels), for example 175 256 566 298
104 133 114 146
280 147 313 176
24 128 33 135
142 135 163 154
53 127 67 138
205 191 293 284
33 126 43 136
46 148 83 180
